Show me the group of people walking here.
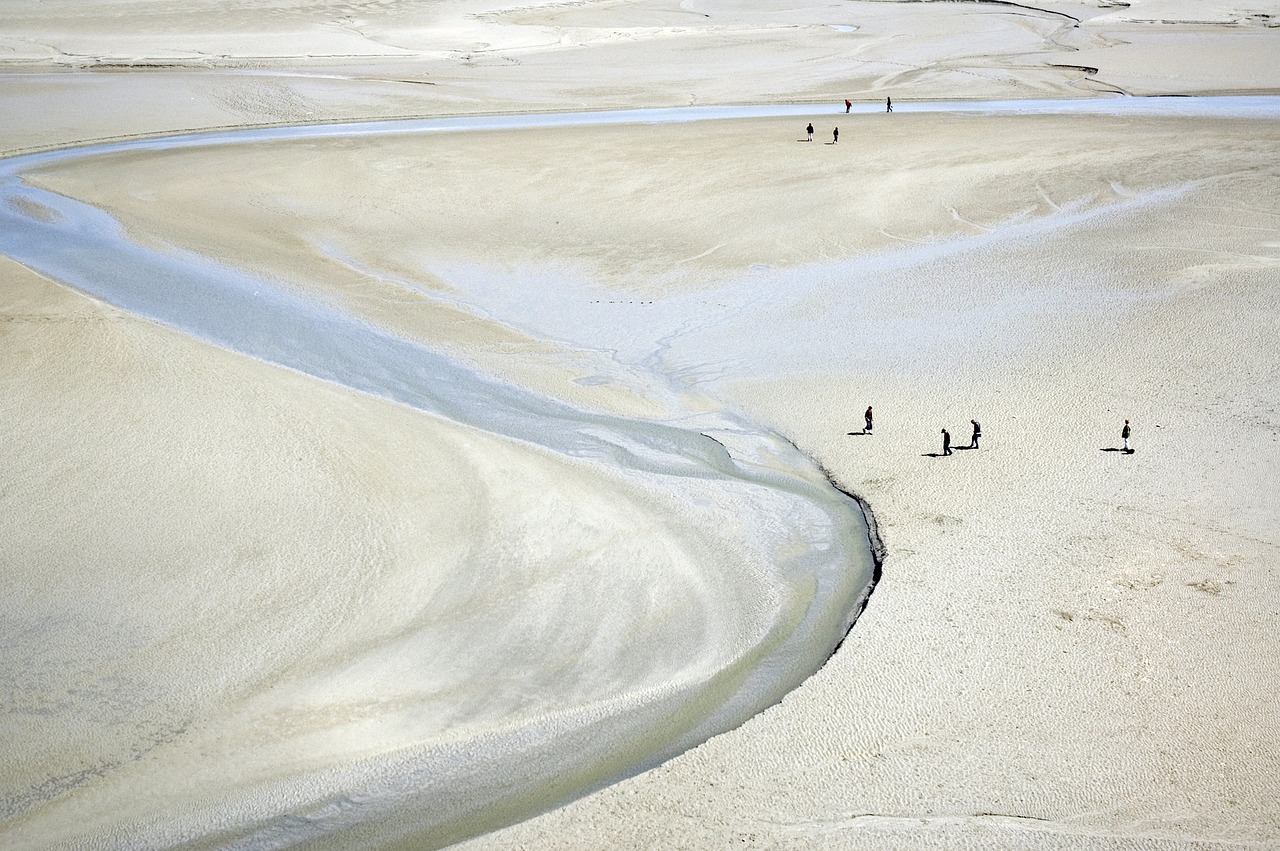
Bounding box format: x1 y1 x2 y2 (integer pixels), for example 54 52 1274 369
860 408 1134 456
843 97 892 113
805 97 892 144
805 123 837 143
939 420 982 456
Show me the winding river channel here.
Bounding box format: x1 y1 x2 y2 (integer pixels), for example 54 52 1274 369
2 96 1275 850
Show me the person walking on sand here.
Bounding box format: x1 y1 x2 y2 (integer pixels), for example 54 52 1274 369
806 122 814 141
865 406 873 434
845 99 852 113
970 419 981 449
1122 419 1132 453
942 428 952 456
886 96 893 113
833 126 839 144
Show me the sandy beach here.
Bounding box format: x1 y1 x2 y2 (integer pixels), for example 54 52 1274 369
3 1 1279 849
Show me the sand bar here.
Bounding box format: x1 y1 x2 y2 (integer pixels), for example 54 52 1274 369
3 0 1280 848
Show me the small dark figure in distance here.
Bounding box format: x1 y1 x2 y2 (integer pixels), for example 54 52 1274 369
942 428 952 456
886 96 893 113
865 406 873 434
806 122 814 141
833 126 839 144
1122 419 1132 453
970 419 981 449
845 99 852 113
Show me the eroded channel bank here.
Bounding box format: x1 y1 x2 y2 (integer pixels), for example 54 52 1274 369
4 97 1274 849
1 106 880 849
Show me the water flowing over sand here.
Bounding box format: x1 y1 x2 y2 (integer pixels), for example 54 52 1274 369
4 92 1279 851
0 113 877 849
5 0 1280 845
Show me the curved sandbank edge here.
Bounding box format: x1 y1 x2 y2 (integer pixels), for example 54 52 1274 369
0 123 880 847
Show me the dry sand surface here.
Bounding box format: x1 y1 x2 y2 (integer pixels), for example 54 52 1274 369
3 1 1280 849
4 0 1280 155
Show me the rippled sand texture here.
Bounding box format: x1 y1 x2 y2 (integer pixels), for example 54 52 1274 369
4 0 1280 850
1 128 879 849
452 113 1280 850
8 104 1280 849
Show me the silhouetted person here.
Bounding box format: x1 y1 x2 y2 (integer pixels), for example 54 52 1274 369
833 126 839 144
942 428 952 456
806 122 813 141
970 419 981 449
845 99 852 113
886 96 893 113
1122 419 1132 453
865 406 873 434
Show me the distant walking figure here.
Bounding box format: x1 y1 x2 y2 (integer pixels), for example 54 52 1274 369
1122 419 1132 453
845 99 852 113
865 406 874 434
886 96 893 113
942 428 952 456
806 122 814 141
833 126 839 144
970 419 981 449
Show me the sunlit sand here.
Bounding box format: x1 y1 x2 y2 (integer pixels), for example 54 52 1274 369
2 1 1279 849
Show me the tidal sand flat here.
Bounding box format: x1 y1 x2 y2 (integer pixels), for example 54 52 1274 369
5 0 1280 156
3 0 1280 849
2 121 879 846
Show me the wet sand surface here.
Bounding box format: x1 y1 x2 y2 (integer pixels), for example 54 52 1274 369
2 1 1279 849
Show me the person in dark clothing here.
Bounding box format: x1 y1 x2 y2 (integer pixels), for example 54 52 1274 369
886 96 893 113
942 428 952 456
970 419 981 449
833 126 839 144
865 406 873 434
806 122 814 141
1122 419 1132 453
